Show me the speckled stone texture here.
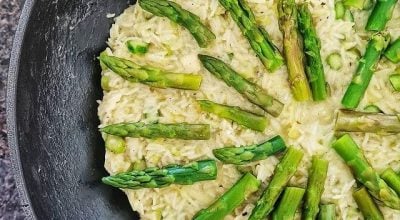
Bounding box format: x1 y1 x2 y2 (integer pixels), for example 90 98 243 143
0 0 26 219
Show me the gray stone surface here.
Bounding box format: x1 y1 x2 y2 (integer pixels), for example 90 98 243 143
0 0 26 219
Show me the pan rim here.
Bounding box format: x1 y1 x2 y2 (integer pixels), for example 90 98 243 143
6 0 37 219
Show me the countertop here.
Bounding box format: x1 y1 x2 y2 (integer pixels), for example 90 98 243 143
0 0 26 219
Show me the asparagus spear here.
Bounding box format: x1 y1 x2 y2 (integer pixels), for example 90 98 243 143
272 187 305 220
100 122 211 140
193 172 260 220
198 55 284 117
381 168 400 196
126 40 149 55
298 4 328 101
384 38 400 63
335 109 400 133
249 147 304 220
353 187 384 220
366 0 398 31
218 0 284 72
99 55 202 90
341 32 390 109
102 160 217 189
197 100 268 132
212 136 286 165
332 134 400 209
303 156 329 220
139 0 215 48
277 0 313 101
318 204 336 220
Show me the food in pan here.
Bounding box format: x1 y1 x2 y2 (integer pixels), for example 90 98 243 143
97 0 400 219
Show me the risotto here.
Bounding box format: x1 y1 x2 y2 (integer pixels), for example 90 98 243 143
97 0 400 219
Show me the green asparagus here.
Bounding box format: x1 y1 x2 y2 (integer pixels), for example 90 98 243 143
353 187 384 220
318 204 336 220
193 172 260 220
198 54 284 117
99 54 202 90
126 40 149 55
197 100 268 132
278 0 312 101
332 134 400 209
366 0 398 31
249 147 304 220
384 38 400 63
102 160 217 189
381 168 400 196
213 136 286 165
335 109 400 133
272 187 305 220
304 156 329 220
139 0 215 48
100 122 211 140
298 4 328 101
105 135 126 154
218 0 284 72
341 32 390 109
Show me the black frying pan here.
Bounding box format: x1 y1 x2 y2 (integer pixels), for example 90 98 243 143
7 0 139 219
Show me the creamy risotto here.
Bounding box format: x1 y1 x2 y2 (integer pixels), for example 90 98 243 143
97 0 400 219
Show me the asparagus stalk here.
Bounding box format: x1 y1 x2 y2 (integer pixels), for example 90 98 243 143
303 156 329 220
218 0 284 72
341 32 390 109
298 4 328 101
278 0 313 101
249 147 304 220
126 40 149 55
335 109 400 133
139 0 215 48
193 172 260 220
332 134 400 209
366 0 399 31
272 187 305 220
99 55 202 90
198 55 284 117
390 74 400 91
100 122 211 140
102 160 217 189
384 38 400 63
318 204 336 220
381 168 400 196
197 100 268 132
212 136 286 165
353 187 384 220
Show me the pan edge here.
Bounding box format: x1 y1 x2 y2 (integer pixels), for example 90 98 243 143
6 0 37 219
